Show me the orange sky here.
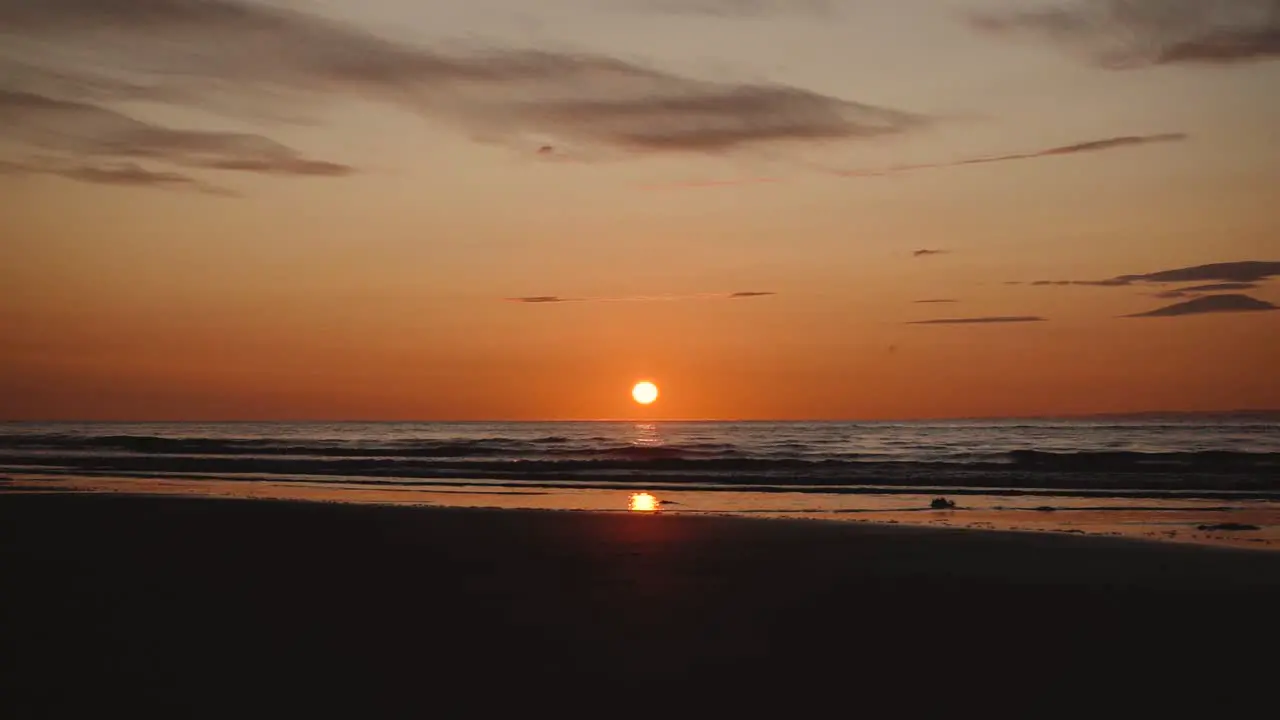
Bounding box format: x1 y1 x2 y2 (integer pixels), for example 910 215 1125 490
2 0 1278 420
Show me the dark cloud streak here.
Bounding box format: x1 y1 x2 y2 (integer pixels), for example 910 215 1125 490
908 316 1045 325
506 291 777 304
1117 261 1280 284
838 133 1186 179
506 296 577 304
1024 261 1280 288
1126 294 1279 318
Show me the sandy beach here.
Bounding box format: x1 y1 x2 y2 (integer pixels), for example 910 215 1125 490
4 491 1279 715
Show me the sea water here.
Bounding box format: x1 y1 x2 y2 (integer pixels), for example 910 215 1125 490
2 417 1277 549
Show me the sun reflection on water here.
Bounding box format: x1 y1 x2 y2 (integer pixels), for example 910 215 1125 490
631 423 663 448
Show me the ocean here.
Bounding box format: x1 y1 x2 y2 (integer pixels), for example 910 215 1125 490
3 418 1278 549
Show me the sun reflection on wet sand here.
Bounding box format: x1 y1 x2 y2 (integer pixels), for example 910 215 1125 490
629 492 660 512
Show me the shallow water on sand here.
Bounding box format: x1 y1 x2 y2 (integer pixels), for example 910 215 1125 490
6 472 1278 551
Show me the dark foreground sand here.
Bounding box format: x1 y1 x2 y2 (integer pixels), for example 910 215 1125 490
4 493 1280 716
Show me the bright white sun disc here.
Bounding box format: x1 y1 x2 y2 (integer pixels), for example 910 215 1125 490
631 381 659 405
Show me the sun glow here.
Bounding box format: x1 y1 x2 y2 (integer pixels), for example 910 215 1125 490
629 492 660 513
631 381 659 405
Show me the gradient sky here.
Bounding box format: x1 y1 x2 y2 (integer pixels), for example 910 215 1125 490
2 0 1278 420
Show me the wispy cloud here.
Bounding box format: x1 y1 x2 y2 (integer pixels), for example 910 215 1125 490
970 0 1280 68
531 88 914 153
835 133 1186 179
1015 261 1280 320
0 88 351 192
52 162 231 194
0 0 919 168
0 156 234 195
908 316 1045 325
913 249 948 257
1126 294 1279 318
506 291 777 304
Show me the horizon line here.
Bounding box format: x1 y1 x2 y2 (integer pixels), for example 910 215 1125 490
3 409 1277 424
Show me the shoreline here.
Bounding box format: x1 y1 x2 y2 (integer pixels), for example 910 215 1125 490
8 466 1280 499
1 483 1274 553
6 472 1279 551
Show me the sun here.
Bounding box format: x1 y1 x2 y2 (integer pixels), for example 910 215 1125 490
631 381 659 405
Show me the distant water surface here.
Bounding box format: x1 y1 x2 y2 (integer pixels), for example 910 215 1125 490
2 419 1276 485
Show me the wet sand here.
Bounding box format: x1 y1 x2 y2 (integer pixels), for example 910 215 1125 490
10 473 1280 550
3 492 1279 716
